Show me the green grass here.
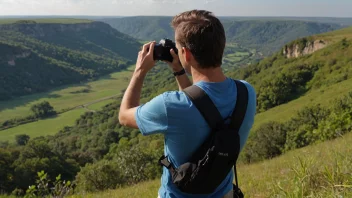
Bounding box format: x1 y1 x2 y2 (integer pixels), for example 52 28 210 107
0 18 92 24
253 78 352 131
0 66 134 122
0 108 86 142
86 99 117 111
0 66 135 142
69 132 352 198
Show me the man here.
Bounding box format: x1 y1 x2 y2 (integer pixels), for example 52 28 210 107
119 10 256 198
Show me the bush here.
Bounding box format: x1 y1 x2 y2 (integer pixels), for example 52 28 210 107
243 121 287 162
75 160 124 192
284 104 330 150
15 134 30 146
24 171 74 198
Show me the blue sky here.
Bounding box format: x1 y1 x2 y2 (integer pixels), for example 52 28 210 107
0 0 351 17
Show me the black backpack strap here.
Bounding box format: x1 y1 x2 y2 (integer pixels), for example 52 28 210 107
230 80 248 196
229 80 249 132
183 85 223 129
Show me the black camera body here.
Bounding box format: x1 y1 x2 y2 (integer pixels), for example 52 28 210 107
153 38 178 62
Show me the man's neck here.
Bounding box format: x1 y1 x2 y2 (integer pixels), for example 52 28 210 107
191 65 226 84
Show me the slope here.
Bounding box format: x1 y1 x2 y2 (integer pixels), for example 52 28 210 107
0 20 140 100
70 132 352 198
231 26 352 112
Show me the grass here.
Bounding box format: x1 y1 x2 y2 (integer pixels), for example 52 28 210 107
69 132 352 198
86 99 117 111
0 18 92 24
0 66 135 143
0 108 86 142
0 66 134 122
253 77 352 131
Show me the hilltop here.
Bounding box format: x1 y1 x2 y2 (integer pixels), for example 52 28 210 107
0 18 93 24
101 17 341 55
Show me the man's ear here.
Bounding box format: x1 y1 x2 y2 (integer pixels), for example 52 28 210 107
182 47 192 63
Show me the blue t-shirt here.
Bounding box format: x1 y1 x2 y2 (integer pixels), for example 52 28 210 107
135 78 256 198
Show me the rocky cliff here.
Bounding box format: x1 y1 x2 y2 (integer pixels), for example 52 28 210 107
283 39 327 58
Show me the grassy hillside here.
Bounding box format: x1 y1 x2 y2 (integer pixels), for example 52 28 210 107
0 21 140 101
70 132 352 198
253 76 352 132
101 17 341 55
231 26 352 112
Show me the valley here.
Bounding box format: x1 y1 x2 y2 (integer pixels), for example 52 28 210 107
0 16 352 198
0 65 138 142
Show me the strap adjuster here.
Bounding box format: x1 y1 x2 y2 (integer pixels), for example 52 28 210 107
158 155 173 169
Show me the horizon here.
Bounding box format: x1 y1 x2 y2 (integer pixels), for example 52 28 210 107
0 0 352 17
1 15 352 19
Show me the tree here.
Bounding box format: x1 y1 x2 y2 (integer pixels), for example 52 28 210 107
30 101 56 118
15 134 30 146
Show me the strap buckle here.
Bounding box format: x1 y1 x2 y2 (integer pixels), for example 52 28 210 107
158 155 172 169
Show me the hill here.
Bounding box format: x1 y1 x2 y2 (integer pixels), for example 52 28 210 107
218 16 352 26
100 17 341 55
0 18 93 24
1 25 352 197
0 20 140 100
231 26 352 112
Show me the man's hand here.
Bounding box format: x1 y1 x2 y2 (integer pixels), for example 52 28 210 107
163 49 183 72
135 41 157 75
163 49 192 90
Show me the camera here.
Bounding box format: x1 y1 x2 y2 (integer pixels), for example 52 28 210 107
153 38 178 62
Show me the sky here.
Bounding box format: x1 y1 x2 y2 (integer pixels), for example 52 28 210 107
0 0 351 17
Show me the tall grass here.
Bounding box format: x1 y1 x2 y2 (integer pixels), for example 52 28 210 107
67 133 352 198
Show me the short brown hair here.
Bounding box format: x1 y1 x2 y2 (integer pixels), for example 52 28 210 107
171 10 226 68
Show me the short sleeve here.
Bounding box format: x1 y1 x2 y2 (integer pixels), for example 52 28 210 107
135 94 168 136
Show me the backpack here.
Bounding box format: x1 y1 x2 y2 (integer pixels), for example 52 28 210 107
158 79 248 197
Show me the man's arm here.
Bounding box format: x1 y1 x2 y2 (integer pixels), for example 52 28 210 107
118 41 156 128
167 49 192 91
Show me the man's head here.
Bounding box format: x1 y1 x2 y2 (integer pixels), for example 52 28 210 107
171 10 226 72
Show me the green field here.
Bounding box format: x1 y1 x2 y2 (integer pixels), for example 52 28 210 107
0 109 85 142
0 18 92 24
0 66 134 122
69 132 352 198
253 77 352 131
0 96 118 142
0 66 135 142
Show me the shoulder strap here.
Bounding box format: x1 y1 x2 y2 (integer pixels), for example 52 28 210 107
183 85 223 130
231 80 248 193
230 80 249 131
183 80 249 131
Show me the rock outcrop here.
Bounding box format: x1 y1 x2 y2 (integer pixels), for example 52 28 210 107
283 39 327 58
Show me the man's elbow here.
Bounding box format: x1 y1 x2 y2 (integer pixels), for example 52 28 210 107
118 111 127 126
